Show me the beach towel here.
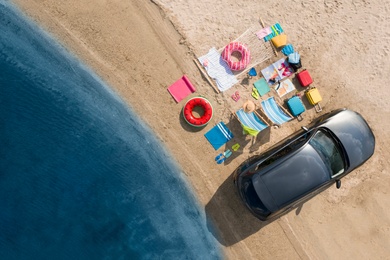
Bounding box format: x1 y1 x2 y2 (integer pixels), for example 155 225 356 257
236 109 268 136
204 122 234 150
255 27 272 39
261 97 292 125
264 23 284 42
253 78 270 97
261 58 294 86
198 48 238 92
167 75 196 103
275 79 296 97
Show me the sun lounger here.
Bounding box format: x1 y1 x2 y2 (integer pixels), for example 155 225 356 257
235 108 269 136
260 97 293 126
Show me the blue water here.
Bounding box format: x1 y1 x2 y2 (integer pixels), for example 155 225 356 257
0 2 221 259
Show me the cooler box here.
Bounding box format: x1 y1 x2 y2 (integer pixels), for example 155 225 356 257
297 69 313 87
286 96 305 121
305 87 322 112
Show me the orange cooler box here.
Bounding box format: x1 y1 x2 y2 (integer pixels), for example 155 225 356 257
305 87 322 112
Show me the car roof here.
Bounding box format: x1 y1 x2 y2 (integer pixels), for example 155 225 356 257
252 145 331 212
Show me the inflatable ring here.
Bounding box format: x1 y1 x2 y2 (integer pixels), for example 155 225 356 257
221 42 251 71
183 97 213 127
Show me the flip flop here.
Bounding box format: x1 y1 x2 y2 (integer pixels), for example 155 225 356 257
251 87 259 100
235 91 240 101
217 157 226 164
231 93 238 102
224 149 232 158
232 143 240 151
215 153 223 161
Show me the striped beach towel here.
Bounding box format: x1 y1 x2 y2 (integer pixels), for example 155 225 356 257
198 48 238 92
264 23 284 42
204 122 234 150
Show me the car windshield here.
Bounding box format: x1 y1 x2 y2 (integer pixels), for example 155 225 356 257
309 129 345 177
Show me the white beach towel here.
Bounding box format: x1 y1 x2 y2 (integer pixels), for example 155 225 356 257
198 48 238 92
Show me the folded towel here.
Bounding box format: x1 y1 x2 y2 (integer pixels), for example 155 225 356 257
198 48 238 92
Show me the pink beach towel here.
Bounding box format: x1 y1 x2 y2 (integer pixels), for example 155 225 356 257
167 75 196 103
255 27 272 39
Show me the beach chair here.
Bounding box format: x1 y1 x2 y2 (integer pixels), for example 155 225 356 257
234 108 269 137
260 96 293 126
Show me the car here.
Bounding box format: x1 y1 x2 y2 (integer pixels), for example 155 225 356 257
233 108 375 221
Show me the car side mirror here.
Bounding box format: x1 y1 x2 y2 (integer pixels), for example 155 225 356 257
336 180 341 189
301 126 309 132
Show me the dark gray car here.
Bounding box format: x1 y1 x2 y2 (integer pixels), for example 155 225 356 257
233 109 375 221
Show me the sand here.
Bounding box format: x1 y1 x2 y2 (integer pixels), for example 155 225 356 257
13 0 390 259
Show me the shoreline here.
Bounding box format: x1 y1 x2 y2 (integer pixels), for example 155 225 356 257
12 0 390 259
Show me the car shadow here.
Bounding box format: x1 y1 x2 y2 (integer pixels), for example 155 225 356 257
204 174 272 246
205 174 317 246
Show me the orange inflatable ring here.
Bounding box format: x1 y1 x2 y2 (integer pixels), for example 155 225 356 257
183 97 213 127
221 42 251 71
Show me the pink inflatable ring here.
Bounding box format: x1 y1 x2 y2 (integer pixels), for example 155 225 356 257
221 42 251 71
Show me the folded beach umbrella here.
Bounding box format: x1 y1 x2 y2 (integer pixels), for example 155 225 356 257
204 122 234 150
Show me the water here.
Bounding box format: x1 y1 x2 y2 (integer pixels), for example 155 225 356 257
0 2 221 259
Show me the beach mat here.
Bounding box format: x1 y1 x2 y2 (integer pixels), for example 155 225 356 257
167 75 196 103
204 122 234 150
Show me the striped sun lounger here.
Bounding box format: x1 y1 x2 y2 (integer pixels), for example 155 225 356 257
261 97 292 125
236 109 268 136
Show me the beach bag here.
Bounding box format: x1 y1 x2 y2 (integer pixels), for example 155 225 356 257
288 52 302 72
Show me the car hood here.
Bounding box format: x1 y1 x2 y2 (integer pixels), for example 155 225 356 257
252 145 330 212
322 110 375 170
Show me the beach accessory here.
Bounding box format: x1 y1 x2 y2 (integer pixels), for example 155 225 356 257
221 42 251 71
217 157 226 164
256 27 272 39
224 149 232 158
261 97 293 125
271 34 287 48
198 47 238 92
243 100 256 113
231 91 240 102
248 67 257 77
215 153 223 161
297 69 313 88
281 44 294 56
232 143 240 151
305 87 322 112
287 95 305 121
251 87 259 100
253 78 271 97
204 122 234 150
183 97 213 127
167 75 196 103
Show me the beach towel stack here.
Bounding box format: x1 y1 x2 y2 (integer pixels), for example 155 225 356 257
204 122 234 150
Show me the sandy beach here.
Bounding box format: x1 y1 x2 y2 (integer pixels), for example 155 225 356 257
13 0 390 259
